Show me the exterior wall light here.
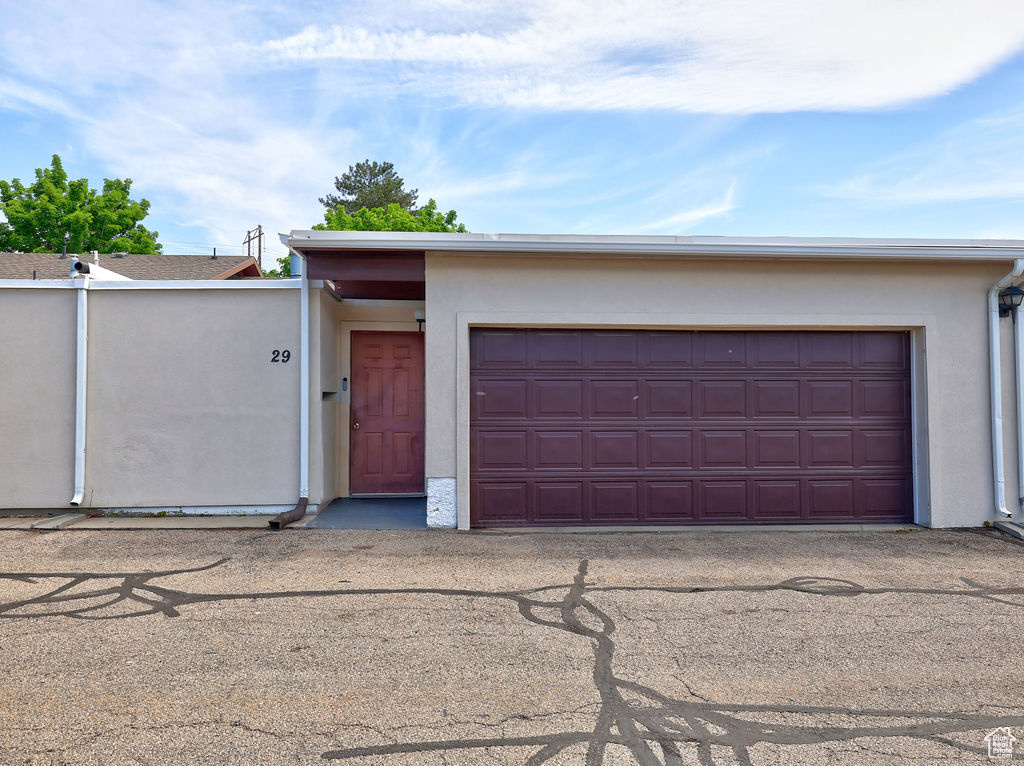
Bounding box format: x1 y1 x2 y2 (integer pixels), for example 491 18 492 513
414 308 425 333
999 285 1024 322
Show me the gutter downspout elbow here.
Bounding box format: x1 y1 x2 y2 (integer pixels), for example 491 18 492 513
989 258 1024 519
70 272 90 506
270 236 310 530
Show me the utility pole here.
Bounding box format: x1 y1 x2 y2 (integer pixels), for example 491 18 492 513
243 225 264 270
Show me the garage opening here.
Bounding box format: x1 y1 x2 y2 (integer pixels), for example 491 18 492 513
469 329 913 527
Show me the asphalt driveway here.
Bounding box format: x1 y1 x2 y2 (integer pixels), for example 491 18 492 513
1 527 1023 764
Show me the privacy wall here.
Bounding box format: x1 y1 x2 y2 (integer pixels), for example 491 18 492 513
0 284 305 511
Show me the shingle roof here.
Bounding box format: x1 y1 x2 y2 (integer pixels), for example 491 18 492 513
0 253 262 280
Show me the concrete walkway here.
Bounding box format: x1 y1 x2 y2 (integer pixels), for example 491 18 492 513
0 513 317 530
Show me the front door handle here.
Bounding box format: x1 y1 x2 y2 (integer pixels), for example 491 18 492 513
353 422 360 430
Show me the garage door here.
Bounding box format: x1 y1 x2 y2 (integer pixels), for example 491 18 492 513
470 329 912 526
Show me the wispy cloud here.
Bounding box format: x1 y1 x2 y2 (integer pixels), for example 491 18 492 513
633 180 737 233
258 0 1024 113
824 110 1024 203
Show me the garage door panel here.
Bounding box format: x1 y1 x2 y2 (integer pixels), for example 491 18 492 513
646 332 693 368
534 380 584 418
531 331 584 368
535 430 584 470
806 380 854 418
700 480 749 519
753 480 802 520
474 431 528 470
645 380 693 418
752 333 802 368
590 331 640 368
700 431 748 468
860 332 908 369
475 378 529 418
699 380 748 418
471 329 912 526
808 480 856 519
645 481 695 520
591 431 640 469
473 330 528 368
535 482 584 522
700 333 748 367
590 380 639 418
861 379 909 418
754 430 801 467
753 380 801 418
645 431 694 468
806 332 854 368
593 482 639 521
474 482 529 523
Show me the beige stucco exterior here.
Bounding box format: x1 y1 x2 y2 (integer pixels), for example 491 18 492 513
5 236 1024 530
0 288 77 508
0 283 312 512
423 253 1021 529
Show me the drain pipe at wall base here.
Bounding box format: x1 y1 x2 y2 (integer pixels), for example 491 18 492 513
989 258 1024 521
69 263 91 506
270 240 310 530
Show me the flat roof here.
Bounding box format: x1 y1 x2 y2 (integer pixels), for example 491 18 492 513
285 231 1024 261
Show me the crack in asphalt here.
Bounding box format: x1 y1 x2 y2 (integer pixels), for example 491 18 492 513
2 558 1024 763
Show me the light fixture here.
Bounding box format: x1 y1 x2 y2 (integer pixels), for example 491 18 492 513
999 285 1024 322
414 308 425 333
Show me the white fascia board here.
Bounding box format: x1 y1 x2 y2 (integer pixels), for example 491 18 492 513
0 279 300 290
286 231 1024 261
0 280 77 288
88 280 301 290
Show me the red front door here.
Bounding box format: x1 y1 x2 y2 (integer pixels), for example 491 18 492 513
350 331 425 494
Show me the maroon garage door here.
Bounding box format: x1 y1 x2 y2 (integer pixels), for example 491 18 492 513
470 329 913 526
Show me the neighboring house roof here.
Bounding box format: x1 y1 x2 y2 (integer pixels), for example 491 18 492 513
0 253 262 280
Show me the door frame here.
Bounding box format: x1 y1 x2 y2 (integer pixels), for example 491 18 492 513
348 329 426 496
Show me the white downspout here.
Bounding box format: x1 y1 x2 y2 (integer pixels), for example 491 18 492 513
1016 311 1024 516
989 259 1024 518
70 270 90 506
299 253 310 500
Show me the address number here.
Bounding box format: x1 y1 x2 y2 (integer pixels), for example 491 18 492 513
271 349 291 363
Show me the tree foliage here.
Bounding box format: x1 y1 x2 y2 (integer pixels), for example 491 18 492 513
0 155 161 254
315 199 467 233
319 159 418 213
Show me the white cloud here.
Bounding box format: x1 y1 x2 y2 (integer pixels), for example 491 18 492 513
633 181 737 233
258 0 1024 113
824 110 1024 203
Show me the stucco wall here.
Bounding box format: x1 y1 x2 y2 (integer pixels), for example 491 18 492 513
84 288 301 508
0 287 77 508
425 253 1017 528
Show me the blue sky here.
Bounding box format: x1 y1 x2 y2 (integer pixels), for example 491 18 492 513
3 1 1024 262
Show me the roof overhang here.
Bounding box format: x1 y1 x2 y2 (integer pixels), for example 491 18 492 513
287 231 1024 263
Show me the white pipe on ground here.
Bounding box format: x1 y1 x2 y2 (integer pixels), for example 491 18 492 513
70 272 90 506
988 259 1024 519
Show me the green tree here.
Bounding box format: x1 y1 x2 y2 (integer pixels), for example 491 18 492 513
264 199 467 278
0 155 161 254
319 160 418 213
316 199 467 233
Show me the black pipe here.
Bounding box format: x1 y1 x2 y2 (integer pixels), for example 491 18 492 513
269 497 307 530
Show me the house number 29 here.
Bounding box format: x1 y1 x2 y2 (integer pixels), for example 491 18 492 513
271 350 291 363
